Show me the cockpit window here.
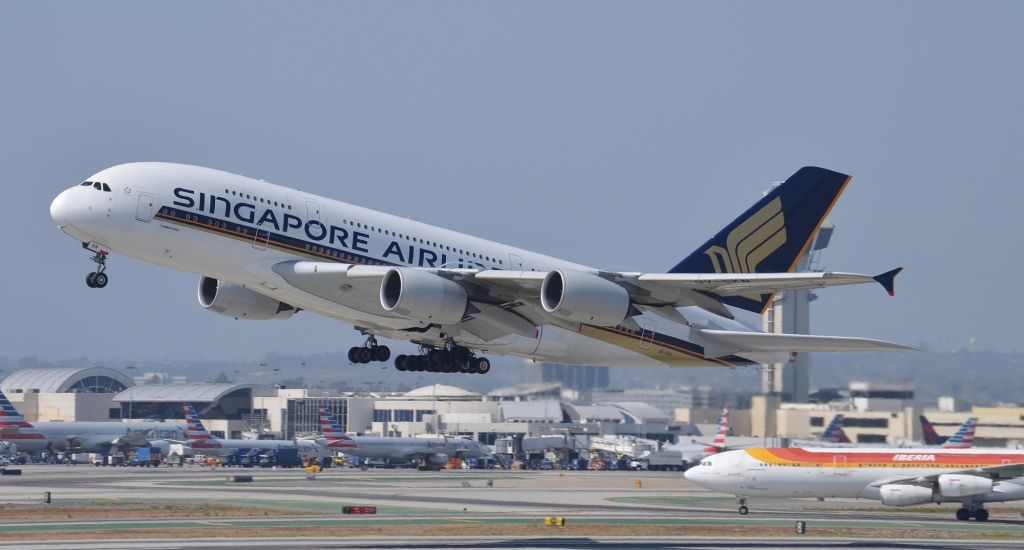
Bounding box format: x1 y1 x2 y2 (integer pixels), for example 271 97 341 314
93 182 102 190
101 183 111 192
80 181 92 186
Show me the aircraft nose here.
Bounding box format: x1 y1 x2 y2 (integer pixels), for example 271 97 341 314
683 467 699 482
49 189 73 227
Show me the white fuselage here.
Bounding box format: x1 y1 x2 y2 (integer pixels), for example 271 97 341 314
187 437 329 459
3 421 185 454
325 435 489 463
685 448 1024 505
49 162 780 367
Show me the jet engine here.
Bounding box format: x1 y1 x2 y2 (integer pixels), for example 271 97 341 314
198 277 297 320
380 268 468 325
879 484 934 507
540 269 629 326
426 453 451 467
937 474 993 497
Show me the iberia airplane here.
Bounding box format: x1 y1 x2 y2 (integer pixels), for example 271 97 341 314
684 447 1024 521
49 163 913 374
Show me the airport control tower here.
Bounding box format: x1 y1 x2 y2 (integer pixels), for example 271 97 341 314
760 220 834 402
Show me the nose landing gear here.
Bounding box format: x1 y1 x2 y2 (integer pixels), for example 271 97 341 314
83 244 109 289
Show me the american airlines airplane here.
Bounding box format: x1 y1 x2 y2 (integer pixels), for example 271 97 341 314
183 403 329 459
666 406 730 464
49 163 912 374
316 407 490 469
684 447 1024 521
0 389 184 455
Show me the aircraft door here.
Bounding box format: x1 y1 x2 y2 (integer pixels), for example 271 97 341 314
508 253 524 270
253 224 270 250
638 318 656 350
135 193 156 222
832 454 850 476
306 200 321 222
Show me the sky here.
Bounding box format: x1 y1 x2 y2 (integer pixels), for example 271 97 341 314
1 1 1022 362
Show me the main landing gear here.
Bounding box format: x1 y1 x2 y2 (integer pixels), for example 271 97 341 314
394 343 491 375
737 497 749 515
83 244 109 289
348 335 391 364
956 503 988 521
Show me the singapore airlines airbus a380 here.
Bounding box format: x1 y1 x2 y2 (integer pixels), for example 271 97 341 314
49 163 912 374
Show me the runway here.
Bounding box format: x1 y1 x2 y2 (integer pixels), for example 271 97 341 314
0 465 1021 549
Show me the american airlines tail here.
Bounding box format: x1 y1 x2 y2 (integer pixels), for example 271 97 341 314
704 406 729 453
820 414 851 444
943 418 977 449
0 390 44 442
317 407 356 449
183 403 222 449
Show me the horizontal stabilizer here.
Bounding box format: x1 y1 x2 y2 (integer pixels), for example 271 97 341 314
693 328 917 357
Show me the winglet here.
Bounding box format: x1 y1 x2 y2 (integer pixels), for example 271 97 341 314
873 267 903 296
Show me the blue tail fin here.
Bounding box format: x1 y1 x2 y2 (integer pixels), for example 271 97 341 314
668 166 851 313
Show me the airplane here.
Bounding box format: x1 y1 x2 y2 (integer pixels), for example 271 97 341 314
183 403 329 459
0 389 184 455
665 405 730 463
684 447 1024 521
316 406 490 469
49 163 913 374
921 415 978 449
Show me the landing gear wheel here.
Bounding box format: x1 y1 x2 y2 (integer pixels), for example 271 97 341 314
974 508 989 522
738 505 749 515
956 508 971 521
394 355 408 371
457 360 473 373
473 357 491 374
86 273 97 288
356 347 373 364
347 348 359 364
92 272 108 288
372 345 391 362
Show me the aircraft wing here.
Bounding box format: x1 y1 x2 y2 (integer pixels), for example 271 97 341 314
868 461 1024 488
264 261 907 349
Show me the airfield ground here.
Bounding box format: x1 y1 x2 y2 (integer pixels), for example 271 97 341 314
0 465 1021 549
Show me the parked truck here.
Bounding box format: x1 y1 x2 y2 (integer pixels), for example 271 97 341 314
644 450 687 471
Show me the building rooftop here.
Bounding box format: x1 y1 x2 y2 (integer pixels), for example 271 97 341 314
402 384 481 400
113 383 275 403
1 366 135 394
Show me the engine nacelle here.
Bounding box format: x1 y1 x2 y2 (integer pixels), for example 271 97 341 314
380 268 468 325
938 474 993 497
879 484 934 507
426 453 450 466
540 269 630 326
198 277 297 320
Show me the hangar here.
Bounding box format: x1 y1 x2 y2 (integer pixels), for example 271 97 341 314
0 367 135 421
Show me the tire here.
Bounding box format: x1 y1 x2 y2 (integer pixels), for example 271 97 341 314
93 272 108 288
356 347 373 364
738 505 749 516
86 273 97 288
413 356 426 371
347 348 359 363
373 346 391 362
956 508 971 521
457 360 473 373
974 508 989 522
475 357 491 374
394 355 407 371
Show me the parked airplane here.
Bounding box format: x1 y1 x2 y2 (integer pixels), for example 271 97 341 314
921 416 978 448
684 447 1024 521
666 406 730 463
0 389 184 455
183 403 328 459
50 163 912 374
316 407 490 468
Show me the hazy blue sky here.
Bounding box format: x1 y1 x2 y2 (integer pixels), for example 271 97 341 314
2 2 1021 362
